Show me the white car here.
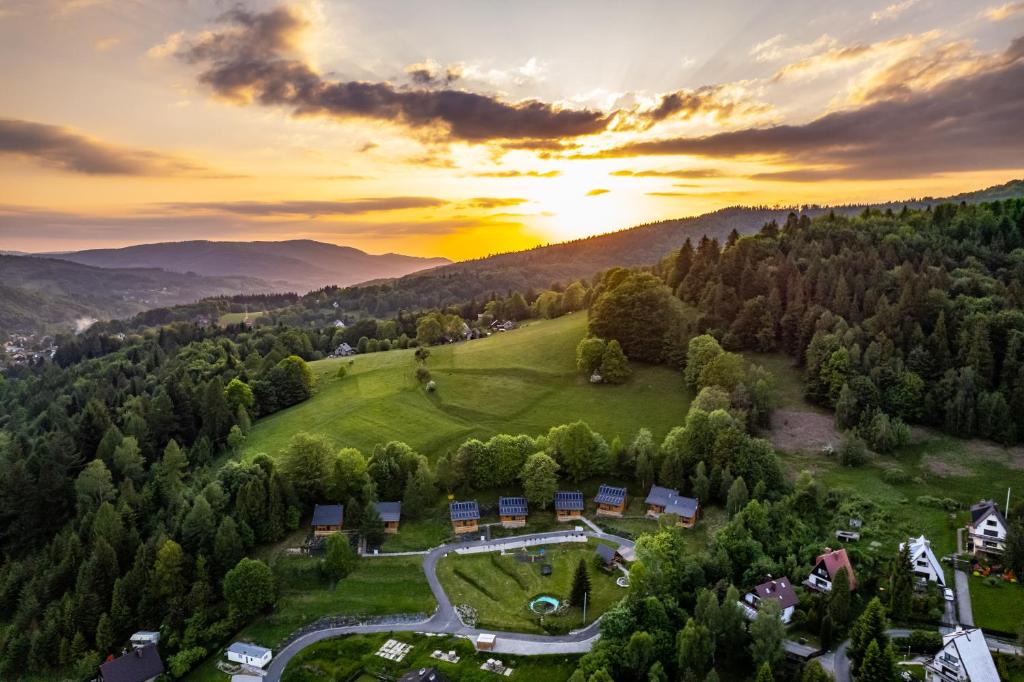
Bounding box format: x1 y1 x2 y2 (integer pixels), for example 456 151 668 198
943 588 955 601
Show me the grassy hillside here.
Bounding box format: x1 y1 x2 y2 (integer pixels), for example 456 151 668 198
243 313 692 460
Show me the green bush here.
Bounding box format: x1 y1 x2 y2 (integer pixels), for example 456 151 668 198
882 467 910 484
893 630 943 654
916 495 960 512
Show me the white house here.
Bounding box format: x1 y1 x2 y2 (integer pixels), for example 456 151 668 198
226 642 273 669
968 500 1008 556
900 535 946 586
925 628 999 682
740 577 799 624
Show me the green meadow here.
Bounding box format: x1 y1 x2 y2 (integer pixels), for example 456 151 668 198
243 313 694 461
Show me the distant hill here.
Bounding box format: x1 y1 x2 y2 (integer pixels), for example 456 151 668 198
48 239 451 293
0 255 270 335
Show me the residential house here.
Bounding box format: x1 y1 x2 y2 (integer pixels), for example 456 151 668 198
194 314 212 328
99 644 164 682
740 577 799 624
925 628 999 682
804 548 857 593
967 500 1008 556
375 501 401 534
554 491 584 522
311 504 344 536
332 342 355 357
498 496 528 528
644 485 700 528
594 484 627 517
450 500 480 534
226 642 273 669
900 535 946 586
399 668 450 682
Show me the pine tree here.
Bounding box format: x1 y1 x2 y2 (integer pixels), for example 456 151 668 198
755 663 774 682
828 567 852 627
858 639 897 682
848 597 888 673
726 476 749 517
569 558 591 607
889 542 914 620
599 340 632 384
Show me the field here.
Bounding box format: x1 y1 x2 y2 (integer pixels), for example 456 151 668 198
968 576 1024 634
281 632 580 682
435 540 627 635
242 313 693 460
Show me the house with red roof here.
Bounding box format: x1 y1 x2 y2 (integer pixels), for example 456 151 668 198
803 548 857 593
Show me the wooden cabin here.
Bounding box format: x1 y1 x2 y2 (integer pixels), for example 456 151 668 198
498 496 528 528
375 501 402 534
311 504 344 536
554 491 584 522
594 484 627 517
644 485 700 528
450 500 480 535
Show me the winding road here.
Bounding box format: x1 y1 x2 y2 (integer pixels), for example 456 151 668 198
264 527 636 681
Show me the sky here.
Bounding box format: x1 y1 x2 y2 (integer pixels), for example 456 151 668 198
1 0 1023 260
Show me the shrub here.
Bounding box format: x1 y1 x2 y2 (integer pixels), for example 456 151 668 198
882 467 910 484
416 367 431 383
916 496 960 512
893 630 943 654
336 365 347 379
839 432 869 467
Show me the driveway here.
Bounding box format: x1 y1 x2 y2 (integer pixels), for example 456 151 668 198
954 568 974 627
263 528 634 681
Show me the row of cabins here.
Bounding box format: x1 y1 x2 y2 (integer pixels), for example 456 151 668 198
312 502 402 536
448 484 702 534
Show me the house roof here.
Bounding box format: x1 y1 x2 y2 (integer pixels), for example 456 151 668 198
752 577 799 610
554 490 584 511
311 504 344 527
498 496 528 516
100 644 165 682
644 485 699 517
399 668 450 682
940 628 1000 682
900 535 946 586
970 500 1007 528
813 548 857 589
375 501 402 523
227 642 272 658
596 544 616 563
594 484 627 506
450 500 480 521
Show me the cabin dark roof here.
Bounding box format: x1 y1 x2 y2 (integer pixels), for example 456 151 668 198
554 490 584 511
752 577 799 610
970 499 1006 527
595 544 616 564
449 500 480 521
311 504 344 527
398 668 450 682
644 485 699 517
375 501 402 523
499 496 528 516
594 484 627 506
99 644 165 682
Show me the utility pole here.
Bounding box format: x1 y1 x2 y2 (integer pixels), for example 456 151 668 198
583 591 587 625
1007 487 1012 514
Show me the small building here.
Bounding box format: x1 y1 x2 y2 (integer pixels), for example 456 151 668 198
554 491 584 522
741 577 799 624
476 633 496 651
194 314 212 328
332 342 355 357
311 504 344 536
967 499 1008 556
924 627 999 682
644 485 700 528
129 631 160 649
226 642 273 669
99 644 164 682
333 319 347 328
450 500 480 535
399 668 449 682
596 543 618 570
594 484 627 517
498 496 528 528
901 535 946 586
835 530 860 542
804 548 857 593
376 501 402 534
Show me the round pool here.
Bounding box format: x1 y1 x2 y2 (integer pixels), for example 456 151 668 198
528 595 560 614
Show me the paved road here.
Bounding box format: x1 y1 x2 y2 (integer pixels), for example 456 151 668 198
954 568 974 626
264 528 635 681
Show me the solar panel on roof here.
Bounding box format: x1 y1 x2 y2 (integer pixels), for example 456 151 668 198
499 496 528 515
449 501 480 520
554 491 584 510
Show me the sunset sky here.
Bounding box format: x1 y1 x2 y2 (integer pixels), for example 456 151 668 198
1 0 1023 259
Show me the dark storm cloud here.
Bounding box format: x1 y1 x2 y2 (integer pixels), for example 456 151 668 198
158 196 446 216
0 118 203 175
176 6 610 142
595 39 1024 179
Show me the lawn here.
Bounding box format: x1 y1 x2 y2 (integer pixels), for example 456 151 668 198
380 518 452 552
436 540 627 635
242 313 693 461
281 632 580 682
968 575 1024 634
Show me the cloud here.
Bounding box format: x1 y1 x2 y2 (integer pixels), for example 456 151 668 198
984 2 1024 21
871 0 919 23
458 197 528 209
404 59 462 86
633 84 772 129
610 168 724 178
751 33 838 63
590 39 1024 180
646 190 755 200
171 6 610 142
0 118 206 176
159 197 446 217
472 169 560 178
93 36 120 52
586 188 609 196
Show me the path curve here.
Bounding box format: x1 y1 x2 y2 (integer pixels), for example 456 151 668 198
265 528 635 681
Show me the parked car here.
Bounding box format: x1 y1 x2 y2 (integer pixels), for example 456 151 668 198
943 587 955 601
